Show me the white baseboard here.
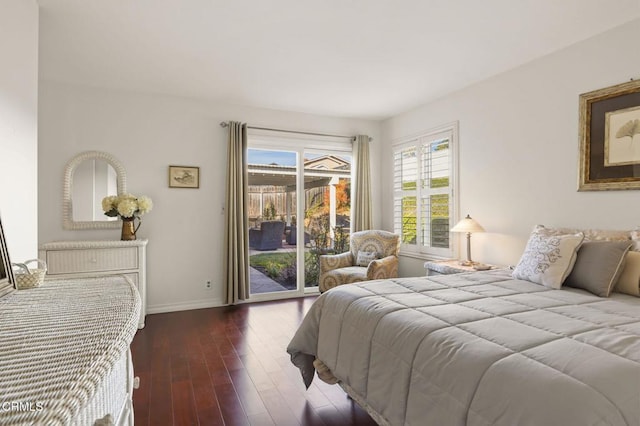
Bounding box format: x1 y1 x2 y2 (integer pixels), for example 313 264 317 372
146 298 225 314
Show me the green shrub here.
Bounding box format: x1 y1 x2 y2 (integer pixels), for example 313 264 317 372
305 251 320 286
264 261 281 279
263 202 276 220
333 225 349 253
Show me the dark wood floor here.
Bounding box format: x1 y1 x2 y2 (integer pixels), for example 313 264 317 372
131 297 377 425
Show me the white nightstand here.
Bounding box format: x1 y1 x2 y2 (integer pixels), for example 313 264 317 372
424 259 496 276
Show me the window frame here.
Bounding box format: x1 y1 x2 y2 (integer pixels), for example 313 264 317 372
392 122 459 260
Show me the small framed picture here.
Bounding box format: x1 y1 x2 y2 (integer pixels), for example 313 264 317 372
169 165 200 189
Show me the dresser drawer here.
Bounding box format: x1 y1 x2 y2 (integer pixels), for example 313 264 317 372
46 247 139 275
39 240 147 329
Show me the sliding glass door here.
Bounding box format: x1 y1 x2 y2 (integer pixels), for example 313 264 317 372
302 151 352 289
247 148 298 297
247 138 352 301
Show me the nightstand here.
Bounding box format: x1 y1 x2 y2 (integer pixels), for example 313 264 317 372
424 259 496 276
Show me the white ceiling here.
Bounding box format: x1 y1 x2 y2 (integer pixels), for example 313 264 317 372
37 0 640 120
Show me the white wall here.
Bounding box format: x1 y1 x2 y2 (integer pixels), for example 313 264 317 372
38 82 381 312
0 0 39 262
382 18 640 277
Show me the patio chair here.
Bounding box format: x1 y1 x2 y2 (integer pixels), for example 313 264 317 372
319 230 400 293
285 226 311 246
249 221 285 251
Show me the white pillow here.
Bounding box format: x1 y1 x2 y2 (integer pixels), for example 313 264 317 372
356 251 377 267
512 225 585 289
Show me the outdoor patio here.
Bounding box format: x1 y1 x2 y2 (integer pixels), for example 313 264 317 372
247 152 351 294
249 243 301 294
249 266 288 293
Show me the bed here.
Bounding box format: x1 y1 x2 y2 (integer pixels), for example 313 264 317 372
287 227 640 426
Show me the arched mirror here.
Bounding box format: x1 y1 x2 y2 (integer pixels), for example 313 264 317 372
63 151 127 230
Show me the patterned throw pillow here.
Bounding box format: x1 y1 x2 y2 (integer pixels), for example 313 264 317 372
512 225 585 289
356 251 377 267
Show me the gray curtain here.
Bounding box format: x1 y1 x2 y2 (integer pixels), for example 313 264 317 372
352 135 372 232
223 121 250 304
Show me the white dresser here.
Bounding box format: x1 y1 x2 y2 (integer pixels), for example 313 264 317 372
0 276 140 425
39 239 148 328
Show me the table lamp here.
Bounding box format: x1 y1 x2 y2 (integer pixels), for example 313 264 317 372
451 214 485 266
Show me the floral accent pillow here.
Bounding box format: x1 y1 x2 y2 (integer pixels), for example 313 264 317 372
356 251 377 267
512 226 585 289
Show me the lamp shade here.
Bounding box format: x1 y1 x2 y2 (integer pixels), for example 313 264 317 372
451 214 485 234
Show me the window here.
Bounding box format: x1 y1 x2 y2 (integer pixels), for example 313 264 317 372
393 124 457 258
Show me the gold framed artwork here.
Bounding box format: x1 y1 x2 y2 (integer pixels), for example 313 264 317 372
169 165 200 189
578 79 640 191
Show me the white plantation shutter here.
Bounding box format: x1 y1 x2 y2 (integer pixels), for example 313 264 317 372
393 145 418 246
393 125 457 258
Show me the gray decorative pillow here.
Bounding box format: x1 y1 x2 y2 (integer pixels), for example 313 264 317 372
512 225 584 289
564 241 633 297
356 251 377 267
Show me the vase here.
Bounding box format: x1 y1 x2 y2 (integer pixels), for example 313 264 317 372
121 217 138 241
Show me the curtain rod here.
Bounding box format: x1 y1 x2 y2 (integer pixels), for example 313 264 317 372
219 122 372 142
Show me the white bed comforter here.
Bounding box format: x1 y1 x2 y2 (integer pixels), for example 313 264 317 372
287 270 640 426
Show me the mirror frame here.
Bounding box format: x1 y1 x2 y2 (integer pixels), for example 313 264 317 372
0 214 14 296
63 151 127 230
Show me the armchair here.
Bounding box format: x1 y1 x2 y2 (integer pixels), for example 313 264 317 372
249 221 285 251
319 230 400 293
285 226 311 246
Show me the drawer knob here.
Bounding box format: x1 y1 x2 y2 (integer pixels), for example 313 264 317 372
133 376 140 389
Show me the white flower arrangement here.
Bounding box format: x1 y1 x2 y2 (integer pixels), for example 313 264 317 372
102 194 153 219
